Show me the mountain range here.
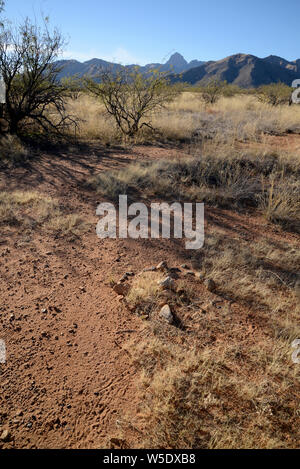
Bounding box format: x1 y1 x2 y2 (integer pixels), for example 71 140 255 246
56 52 300 88
56 52 204 80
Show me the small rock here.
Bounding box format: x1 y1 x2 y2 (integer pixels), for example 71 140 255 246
125 272 135 277
168 270 180 280
204 279 216 292
0 429 11 442
119 274 128 283
159 305 173 324
184 271 195 277
181 264 190 269
158 277 175 290
142 266 157 273
113 283 129 296
41 309 47 314
156 261 168 271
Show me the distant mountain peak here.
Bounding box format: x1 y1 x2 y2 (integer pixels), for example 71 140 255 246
166 52 187 64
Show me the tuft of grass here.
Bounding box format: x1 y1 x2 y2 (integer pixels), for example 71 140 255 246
0 135 29 167
258 176 300 231
126 271 165 317
45 213 90 236
0 191 90 236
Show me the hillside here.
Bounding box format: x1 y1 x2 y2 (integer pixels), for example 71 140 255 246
173 53 300 88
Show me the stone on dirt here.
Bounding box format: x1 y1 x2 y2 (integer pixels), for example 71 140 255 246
156 261 168 271
204 278 216 292
0 429 11 442
159 305 173 324
113 283 129 296
158 276 175 290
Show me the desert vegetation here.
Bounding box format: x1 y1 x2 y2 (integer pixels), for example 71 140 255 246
0 1 299 451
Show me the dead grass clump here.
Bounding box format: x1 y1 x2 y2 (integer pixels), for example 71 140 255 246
125 334 299 449
196 231 300 320
45 213 90 236
0 191 58 227
258 176 300 232
126 271 165 317
0 191 89 236
0 135 29 167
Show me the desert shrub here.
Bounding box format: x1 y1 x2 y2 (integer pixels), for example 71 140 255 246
89 154 269 207
221 83 243 98
196 79 227 105
256 83 292 106
85 69 181 138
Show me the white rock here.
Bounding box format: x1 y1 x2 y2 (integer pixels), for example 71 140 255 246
159 305 173 324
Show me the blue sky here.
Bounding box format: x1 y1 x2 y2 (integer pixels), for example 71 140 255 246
3 0 300 64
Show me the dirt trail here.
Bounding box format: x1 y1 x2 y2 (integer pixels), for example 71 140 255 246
0 144 194 449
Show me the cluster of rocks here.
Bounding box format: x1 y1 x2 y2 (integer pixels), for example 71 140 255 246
112 260 217 326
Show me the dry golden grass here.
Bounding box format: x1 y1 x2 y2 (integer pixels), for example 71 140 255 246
0 190 90 236
258 176 300 230
68 92 300 145
89 150 300 232
66 94 119 142
126 271 164 313
117 231 300 449
121 310 299 449
0 135 29 166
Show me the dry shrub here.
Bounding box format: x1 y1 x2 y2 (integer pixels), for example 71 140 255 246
89 151 299 228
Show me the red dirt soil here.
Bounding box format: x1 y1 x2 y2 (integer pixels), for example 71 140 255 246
0 143 299 448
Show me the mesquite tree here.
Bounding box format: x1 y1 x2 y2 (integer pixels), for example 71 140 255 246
0 17 76 136
85 68 181 137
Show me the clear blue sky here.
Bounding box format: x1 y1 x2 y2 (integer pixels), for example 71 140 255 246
3 0 300 64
